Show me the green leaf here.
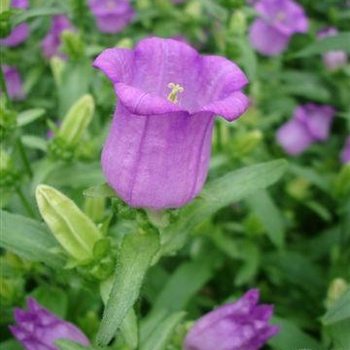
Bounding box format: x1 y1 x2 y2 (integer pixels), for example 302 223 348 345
0 210 65 269
56 339 99 350
140 311 185 350
246 190 286 248
12 7 64 26
96 232 160 346
268 317 325 350
293 32 350 58
323 288 350 325
161 159 288 256
21 135 47 151
17 108 45 127
152 254 222 313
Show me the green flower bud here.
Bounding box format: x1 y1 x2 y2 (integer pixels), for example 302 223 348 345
229 10 247 35
115 38 133 49
50 56 65 88
325 278 348 309
35 184 103 262
58 94 94 147
231 130 263 156
0 148 20 189
61 30 85 60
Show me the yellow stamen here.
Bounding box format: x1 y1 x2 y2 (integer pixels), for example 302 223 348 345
167 83 184 104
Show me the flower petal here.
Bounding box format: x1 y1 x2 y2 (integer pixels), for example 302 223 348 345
249 19 290 56
93 48 134 84
201 91 249 121
276 118 313 155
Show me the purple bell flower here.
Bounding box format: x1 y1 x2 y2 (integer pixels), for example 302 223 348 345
340 137 350 164
317 27 348 71
1 65 25 100
9 298 90 350
249 0 308 56
93 37 249 209
276 103 335 155
0 0 29 47
88 0 135 34
41 15 75 60
183 289 280 350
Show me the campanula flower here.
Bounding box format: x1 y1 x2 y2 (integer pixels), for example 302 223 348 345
88 0 134 34
249 0 308 56
1 65 25 100
276 103 335 155
317 27 348 71
41 15 75 60
340 137 350 164
9 298 90 350
0 0 29 47
183 289 280 350
93 37 249 209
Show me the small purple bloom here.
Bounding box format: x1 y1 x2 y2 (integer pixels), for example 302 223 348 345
88 0 134 34
249 0 308 56
1 65 25 100
317 27 348 71
183 289 280 350
41 15 75 60
9 298 90 350
93 37 249 209
276 103 335 155
340 137 350 164
0 0 29 47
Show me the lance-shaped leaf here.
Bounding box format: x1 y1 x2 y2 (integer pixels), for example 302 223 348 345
97 231 159 345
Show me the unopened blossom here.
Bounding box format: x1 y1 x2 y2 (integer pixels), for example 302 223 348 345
276 103 335 155
88 0 134 34
183 289 280 350
249 0 308 56
9 298 90 350
41 15 75 59
94 37 249 209
340 137 350 164
0 0 29 47
1 65 25 100
317 27 347 71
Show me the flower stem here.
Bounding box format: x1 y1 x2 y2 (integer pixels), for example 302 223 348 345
16 138 33 177
16 187 36 218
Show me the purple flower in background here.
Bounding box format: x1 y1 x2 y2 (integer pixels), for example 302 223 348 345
276 103 335 155
88 0 134 34
317 27 347 71
41 15 75 60
183 289 280 350
249 0 308 56
93 37 249 209
1 65 25 100
340 137 350 164
9 298 90 350
0 0 29 47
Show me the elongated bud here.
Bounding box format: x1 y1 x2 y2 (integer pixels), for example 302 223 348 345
61 30 85 60
35 184 103 262
50 56 65 87
325 278 348 308
58 94 94 147
229 10 247 35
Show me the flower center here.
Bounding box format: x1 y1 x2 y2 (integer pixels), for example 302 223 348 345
167 83 184 103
